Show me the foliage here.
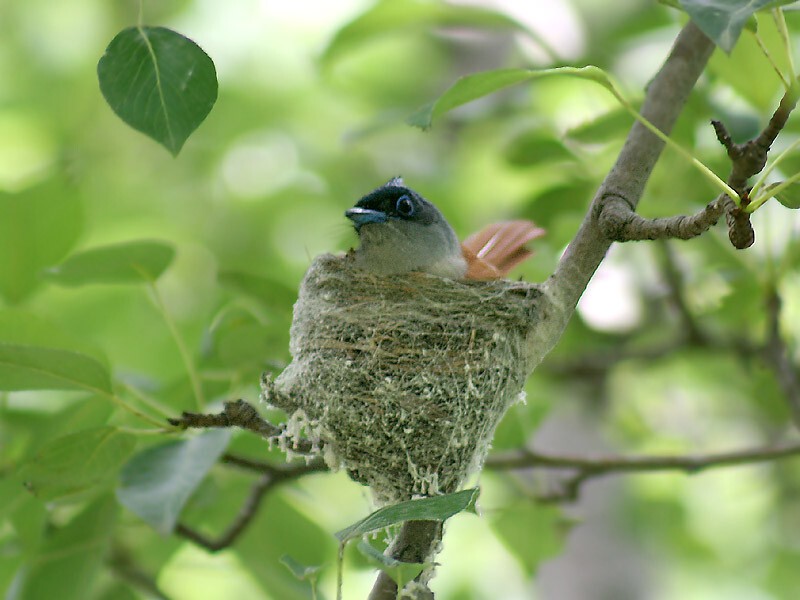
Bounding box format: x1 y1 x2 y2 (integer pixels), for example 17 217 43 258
2 1 800 599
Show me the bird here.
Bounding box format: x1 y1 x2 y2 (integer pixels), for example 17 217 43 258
345 177 544 280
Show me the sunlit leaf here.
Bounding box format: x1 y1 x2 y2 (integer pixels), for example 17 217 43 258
218 270 297 310
335 488 478 543
0 177 83 303
97 26 218 155
117 429 231 534
678 0 774 53
409 66 611 129
0 343 112 393
504 131 576 167
18 427 136 501
322 0 530 66
280 554 322 581
566 105 635 143
44 240 175 285
491 502 567 575
235 493 333 599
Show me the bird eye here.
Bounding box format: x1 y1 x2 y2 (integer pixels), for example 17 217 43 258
395 195 415 217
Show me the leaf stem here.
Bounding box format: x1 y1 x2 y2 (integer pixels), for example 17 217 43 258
120 380 176 419
748 168 800 213
752 29 790 89
147 281 206 411
750 136 800 197
772 8 795 81
97 388 173 429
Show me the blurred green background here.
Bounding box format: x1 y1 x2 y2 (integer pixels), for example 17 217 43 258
2 0 800 598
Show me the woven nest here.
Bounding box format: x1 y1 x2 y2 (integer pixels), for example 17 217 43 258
263 253 542 503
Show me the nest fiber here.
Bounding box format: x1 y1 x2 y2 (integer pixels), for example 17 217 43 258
265 253 542 503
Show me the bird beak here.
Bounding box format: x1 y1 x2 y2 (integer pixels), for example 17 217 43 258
345 207 387 230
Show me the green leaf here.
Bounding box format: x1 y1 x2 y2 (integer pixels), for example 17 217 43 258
408 66 611 129
218 270 297 310
679 0 774 53
97 26 218 156
0 343 112 393
18 427 136 501
322 0 530 66
0 177 83 303
503 131 576 167
335 488 479 543
356 540 425 588
235 492 333 599
0 310 108 364
44 239 175 285
491 502 568 575
116 429 231 534
279 554 322 581
776 183 800 208
12 495 117 600
565 105 636 143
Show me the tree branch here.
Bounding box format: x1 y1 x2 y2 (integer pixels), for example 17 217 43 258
598 82 799 249
598 193 733 243
486 441 800 502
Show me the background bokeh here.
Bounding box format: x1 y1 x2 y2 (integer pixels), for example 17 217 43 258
2 0 800 598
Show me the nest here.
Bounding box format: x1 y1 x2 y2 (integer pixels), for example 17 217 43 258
263 253 543 503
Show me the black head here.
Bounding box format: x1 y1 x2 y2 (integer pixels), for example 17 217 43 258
345 177 441 231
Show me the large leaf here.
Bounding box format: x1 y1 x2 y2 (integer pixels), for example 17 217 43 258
678 0 774 53
322 0 530 66
490 502 567 575
0 310 108 364
335 488 479 543
0 177 83 303
776 182 800 209
18 426 136 501
43 239 175 285
11 495 117 600
116 429 231 535
408 66 610 129
0 343 112 393
218 270 297 310
235 492 334 600
565 105 636 144
97 26 218 155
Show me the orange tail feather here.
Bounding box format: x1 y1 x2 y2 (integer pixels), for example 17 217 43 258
462 220 545 280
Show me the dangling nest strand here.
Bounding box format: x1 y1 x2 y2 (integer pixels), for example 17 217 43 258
263 253 543 504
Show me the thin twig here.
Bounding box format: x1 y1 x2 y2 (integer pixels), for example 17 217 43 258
168 399 315 454
108 546 173 600
222 452 327 476
486 441 800 502
174 450 326 552
176 474 274 552
764 287 800 429
656 241 706 344
597 84 799 249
